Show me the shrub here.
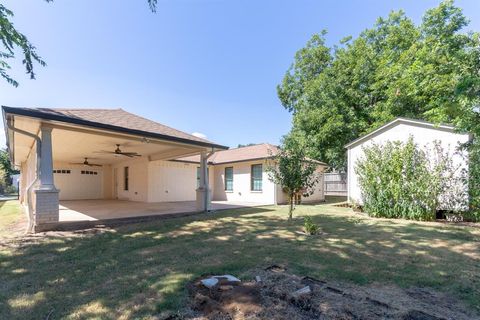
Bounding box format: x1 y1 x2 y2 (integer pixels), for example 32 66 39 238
303 216 319 235
467 141 480 220
355 137 468 221
462 210 480 222
4 185 17 194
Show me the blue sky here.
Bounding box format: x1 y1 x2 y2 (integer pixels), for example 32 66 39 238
1 0 479 148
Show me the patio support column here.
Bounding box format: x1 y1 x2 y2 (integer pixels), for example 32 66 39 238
33 125 59 229
196 151 211 212
38 126 56 191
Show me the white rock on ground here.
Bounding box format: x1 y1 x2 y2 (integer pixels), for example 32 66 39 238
292 286 311 297
201 278 219 288
200 275 241 288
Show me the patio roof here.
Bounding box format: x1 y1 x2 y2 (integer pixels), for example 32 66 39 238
2 106 228 166
2 106 228 149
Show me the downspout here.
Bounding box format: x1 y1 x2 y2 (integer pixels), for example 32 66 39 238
271 159 278 205
204 149 215 212
273 182 277 205
7 120 41 233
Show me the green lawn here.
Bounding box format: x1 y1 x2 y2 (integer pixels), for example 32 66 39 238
0 200 479 319
0 200 23 237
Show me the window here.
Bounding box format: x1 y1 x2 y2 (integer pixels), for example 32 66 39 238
81 170 98 175
53 169 71 174
196 167 200 188
224 167 233 191
251 164 263 191
124 167 129 191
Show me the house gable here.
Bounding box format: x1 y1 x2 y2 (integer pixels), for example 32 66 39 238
345 117 462 150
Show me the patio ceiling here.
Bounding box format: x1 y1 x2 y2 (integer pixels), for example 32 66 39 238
6 113 212 167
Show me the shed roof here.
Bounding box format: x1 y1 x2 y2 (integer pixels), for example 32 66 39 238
344 117 459 149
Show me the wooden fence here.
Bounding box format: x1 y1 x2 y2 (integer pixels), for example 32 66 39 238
324 173 347 196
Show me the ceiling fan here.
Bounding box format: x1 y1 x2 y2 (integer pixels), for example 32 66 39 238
70 158 102 167
100 144 141 158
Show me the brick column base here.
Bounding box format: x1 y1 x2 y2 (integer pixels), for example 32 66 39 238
33 188 60 227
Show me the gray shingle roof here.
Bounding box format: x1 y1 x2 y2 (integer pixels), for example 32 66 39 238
2 106 227 149
177 143 328 166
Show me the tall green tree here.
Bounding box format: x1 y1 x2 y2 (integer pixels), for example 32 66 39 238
278 0 480 170
0 0 159 86
0 148 18 186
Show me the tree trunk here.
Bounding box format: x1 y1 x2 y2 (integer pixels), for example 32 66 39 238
289 192 294 220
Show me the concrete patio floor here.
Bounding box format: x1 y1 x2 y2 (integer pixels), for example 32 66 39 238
59 199 272 222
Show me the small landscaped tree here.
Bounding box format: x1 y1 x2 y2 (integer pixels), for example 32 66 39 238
267 141 320 220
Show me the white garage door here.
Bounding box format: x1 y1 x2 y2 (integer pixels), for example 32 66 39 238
148 162 197 202
54 168 103 200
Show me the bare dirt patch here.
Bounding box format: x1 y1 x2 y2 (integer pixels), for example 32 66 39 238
0 226 112 251
183 267 479 320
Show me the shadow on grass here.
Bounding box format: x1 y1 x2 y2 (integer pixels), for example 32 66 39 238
0 205 479 319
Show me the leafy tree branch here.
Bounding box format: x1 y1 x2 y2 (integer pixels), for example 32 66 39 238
0 0 157 87
0 3 46 87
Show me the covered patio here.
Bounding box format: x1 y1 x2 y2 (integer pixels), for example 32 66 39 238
3 106 228 232
59 199 270 222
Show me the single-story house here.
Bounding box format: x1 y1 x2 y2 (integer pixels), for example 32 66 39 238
345 117 471 205
2 106 327 232
175 143 327 205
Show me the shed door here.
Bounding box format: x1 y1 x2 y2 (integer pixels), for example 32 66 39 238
54 168 103 200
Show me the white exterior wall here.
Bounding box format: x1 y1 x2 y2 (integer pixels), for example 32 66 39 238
22 148 325 206
212 160 276 204
112 157 325 205
53 161 104 200
20 144 38 205
19 163 27 204
52 156 215 203
347 122 470 204
304 167 326 202
275 166 326 204
112 157 149 202
102 165 113 199
148 160 214 202
112 158 214 203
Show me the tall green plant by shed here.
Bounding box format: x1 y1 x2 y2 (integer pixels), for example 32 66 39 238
355 137 468 221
